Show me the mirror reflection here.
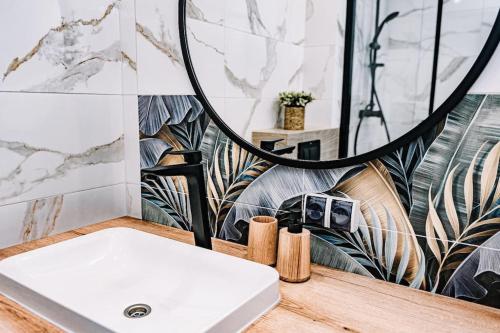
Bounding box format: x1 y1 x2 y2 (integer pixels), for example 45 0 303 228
186 0 498 161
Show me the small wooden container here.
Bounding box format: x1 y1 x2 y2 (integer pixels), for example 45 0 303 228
276 227 311 283
247 216 278 266
284 106 305 130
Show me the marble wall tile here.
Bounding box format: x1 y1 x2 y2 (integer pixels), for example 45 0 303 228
123 95 140 185
303 45 336 100
224 28 272 99
187 18 225 98
125 183 142 219
305 0 344 47
135 0 194 94
433 8 486 107
0 184 127 249
119 0 139 94
0 92 125 206
305 99 337 129
187 0 225 26
122 94 141 218
224 0 289 41
285 0 307 45
0 0 124 94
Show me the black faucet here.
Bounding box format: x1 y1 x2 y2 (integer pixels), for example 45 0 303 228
260 139 295 156
142 150 212 250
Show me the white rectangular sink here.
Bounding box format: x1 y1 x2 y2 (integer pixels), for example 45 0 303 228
0 227 280 333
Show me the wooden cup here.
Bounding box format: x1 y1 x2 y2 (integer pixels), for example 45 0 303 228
247 216 278 266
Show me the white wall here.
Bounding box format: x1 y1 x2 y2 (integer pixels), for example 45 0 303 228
470 44 500 93
0 0 141 249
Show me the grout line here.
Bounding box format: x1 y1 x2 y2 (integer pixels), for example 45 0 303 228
0 90 140 97
0 182 127 209
135 181 500 252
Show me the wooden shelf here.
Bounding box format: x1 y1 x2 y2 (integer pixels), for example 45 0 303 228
252 127 339 160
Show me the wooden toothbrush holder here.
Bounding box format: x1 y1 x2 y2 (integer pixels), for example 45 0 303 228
247 216 278 266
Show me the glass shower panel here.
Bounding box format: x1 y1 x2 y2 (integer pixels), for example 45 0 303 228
349 0 437 156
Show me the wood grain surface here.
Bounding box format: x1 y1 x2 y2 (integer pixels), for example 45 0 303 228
0 217 499 333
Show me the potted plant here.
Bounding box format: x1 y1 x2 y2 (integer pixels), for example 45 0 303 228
278 91 314 130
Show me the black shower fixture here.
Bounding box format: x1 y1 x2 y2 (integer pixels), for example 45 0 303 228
354 10 400 155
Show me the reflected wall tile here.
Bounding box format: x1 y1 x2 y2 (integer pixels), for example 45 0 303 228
188 18 225 98
442 0 488 12
305 0 342 47
303 45 335 99
224 28 271 98
305 99 335 128
224 0 289 41
135 0 194 94
187 0 225 26
222 98 255 139
439 9 484 58
225 29 304 100
0 184 126 249
0 93 125 206
0 0 123 94
261 41 304 97
284 0 307 44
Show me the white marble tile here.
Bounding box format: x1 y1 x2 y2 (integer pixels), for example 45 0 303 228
0 184 127 249
432 8 486 107
285 0 307 45
442 0 486 12
125 183 142 219
305 99 339 129
0 0 123 94
0 93 125 206
187 18 225 98
303 45 336 99
222 98 258 140
245 98 282 138
305 0 343 46
223 98 281 141
224 28 270 98
224 0 289 41
123 95 140 185
119 0 138 94
225 28 304 100
135 0 194 95
261 41 304 98
187 0 225 25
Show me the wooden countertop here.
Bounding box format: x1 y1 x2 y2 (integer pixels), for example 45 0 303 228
0 217 499 333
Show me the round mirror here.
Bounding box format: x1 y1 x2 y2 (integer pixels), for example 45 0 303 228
181 0 499 167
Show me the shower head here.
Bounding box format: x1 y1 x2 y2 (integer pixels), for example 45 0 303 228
370 11 400 48
383 11 400 24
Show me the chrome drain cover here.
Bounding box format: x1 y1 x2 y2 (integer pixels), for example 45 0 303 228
124 304 152 318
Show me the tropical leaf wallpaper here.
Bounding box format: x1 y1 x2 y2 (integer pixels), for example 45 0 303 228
139 94 500 309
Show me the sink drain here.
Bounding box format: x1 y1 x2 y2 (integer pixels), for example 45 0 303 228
124 304 151 318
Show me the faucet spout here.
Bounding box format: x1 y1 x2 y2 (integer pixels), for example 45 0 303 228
142 151 213 250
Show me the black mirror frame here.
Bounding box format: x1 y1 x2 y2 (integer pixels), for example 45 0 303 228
179 1 500 169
